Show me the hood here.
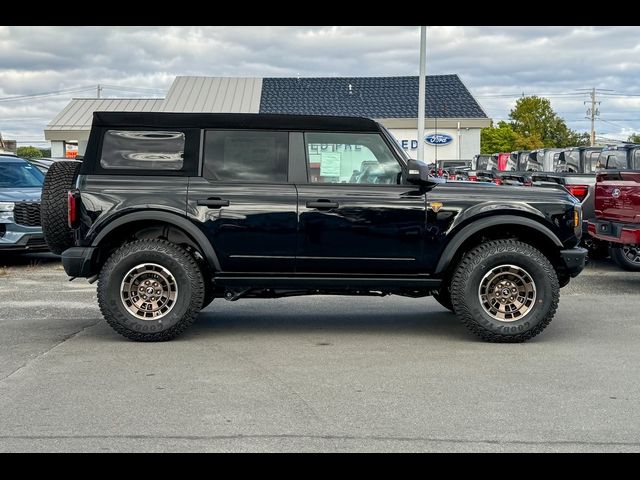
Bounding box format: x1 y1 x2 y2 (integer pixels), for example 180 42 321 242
440 181 575 203
0 187 42 203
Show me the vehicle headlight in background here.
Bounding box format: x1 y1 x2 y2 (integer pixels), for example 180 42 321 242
0 202 15 221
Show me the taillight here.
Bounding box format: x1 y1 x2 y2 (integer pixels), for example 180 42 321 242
493 178 503 185
468 175 478 182
68 190 79 229
567 185 589 202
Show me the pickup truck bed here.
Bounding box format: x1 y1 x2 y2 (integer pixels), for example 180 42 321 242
588 170 640 270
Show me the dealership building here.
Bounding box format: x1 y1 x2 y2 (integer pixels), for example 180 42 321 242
45 75 490 161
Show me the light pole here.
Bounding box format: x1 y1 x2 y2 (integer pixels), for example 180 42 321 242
417 26 427 162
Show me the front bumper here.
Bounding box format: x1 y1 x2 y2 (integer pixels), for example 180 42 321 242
559 247 588 277
61 247 98 277
0 222 47 252
588 219 640 245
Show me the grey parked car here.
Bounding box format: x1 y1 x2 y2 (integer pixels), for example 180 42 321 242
0 155 47 252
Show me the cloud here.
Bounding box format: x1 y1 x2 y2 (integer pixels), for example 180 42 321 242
1 26 639 144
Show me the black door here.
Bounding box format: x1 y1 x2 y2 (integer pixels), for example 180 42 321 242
187 130 297 273
296 131 426 274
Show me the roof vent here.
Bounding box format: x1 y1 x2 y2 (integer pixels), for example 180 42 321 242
348 84 353 95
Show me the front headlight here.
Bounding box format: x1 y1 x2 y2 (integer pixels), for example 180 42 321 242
0 202 14 221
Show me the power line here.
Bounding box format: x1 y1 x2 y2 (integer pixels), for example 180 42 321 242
0 86 96 102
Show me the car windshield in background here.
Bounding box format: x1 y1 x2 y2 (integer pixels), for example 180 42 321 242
0 161 45 188
556 150 580 172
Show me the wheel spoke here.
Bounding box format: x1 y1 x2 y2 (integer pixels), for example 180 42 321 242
120 263 178 321
478 264 537 323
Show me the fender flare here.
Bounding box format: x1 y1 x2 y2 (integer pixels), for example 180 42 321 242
434 214 563 274
91 211 221 271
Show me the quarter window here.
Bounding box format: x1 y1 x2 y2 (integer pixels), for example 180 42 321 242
203 130 288 183
100 130 185 170
304 132 401 184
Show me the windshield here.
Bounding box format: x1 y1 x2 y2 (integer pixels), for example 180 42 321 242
0 161 45 188
602 150 628 169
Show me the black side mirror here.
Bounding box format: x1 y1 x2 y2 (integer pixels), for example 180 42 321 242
406 159 445 186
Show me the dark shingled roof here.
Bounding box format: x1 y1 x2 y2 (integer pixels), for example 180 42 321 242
259 75 487 119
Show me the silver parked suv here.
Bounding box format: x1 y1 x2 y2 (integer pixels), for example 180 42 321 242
0 155 47 253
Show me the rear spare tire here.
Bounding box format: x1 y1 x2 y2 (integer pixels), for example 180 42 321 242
40 161 82 254
450 239 560 343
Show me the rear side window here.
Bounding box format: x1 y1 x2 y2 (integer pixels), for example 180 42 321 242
203 130 288 183
100 130 185 170
633 150 640 170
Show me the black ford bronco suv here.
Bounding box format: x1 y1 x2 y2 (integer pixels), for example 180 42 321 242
41 112 587 343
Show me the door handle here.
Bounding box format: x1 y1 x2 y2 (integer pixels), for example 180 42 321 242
306 199 339 209
197 198 230 208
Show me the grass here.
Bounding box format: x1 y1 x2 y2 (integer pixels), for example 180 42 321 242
25 259 42 271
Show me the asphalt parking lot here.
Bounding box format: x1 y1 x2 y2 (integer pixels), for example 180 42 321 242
0 253 639 452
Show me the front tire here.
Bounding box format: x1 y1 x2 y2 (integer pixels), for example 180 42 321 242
97 239 205 341
610 244 640 271
450 240 559 343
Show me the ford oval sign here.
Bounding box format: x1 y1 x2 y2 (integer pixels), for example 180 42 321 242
425 133 453 146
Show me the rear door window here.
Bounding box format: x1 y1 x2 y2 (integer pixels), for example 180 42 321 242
203 130 288 183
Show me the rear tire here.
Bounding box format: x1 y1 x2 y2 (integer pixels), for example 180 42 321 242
40 161 82 254
610 244 640 271
450 239 559 343
97 239 205 341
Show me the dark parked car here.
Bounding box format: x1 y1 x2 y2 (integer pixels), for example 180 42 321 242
0 155 47 252
41 112 586 343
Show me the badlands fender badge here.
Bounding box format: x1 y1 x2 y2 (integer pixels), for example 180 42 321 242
428 202 443 213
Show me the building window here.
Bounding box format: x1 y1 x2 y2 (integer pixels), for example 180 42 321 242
304 132 401 185
100 130 185 170
203 130 288 183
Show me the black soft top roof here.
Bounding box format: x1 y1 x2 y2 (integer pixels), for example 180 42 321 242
92 112 381 132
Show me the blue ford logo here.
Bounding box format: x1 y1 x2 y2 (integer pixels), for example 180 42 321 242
425 133 453 146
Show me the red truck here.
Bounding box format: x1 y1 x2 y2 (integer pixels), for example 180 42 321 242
588 170 640 271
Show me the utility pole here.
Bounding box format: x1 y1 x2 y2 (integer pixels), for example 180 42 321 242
417 26 427 162
587 88 599 147
578 87 613 147
97 84 102 99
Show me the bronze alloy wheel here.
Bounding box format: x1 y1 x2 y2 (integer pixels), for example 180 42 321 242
478 264 537 322
120 263 178 320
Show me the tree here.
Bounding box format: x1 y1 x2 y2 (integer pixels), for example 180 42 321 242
509 96 588 148
628 133 640 144
16 146 43 159
480 121 519 154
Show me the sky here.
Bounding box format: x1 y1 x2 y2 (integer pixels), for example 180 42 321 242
1 25 640 147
